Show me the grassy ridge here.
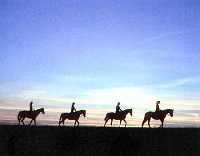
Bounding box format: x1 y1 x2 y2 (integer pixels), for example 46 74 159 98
0 125 199 156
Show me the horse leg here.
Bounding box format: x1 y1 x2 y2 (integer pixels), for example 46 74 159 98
119 120 122 127
148 118 151 128
160 119 164 128
58 118 61 126
74 120 76 127
123 119 127 127
29 119 33 125
34 119 36 126
18 117 21 125
104 119 109 127
22 118 25 125
142 115 149 128
142 119 146 128
77 120 79 127
111 119 113 127
18 115 21 125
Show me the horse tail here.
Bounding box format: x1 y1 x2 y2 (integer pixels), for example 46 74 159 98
59 114 63 122
17 112 21 123
104 113 109 121
144 112 149 118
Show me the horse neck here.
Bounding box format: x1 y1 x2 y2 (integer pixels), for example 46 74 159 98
76 110 82 116
35 109 42 116
79 110 85 116
124 109 131 114
163 109 171 115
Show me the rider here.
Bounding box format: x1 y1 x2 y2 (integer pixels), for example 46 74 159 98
155 101 160 112
116 102 122 114
29 101 33 114
71 102 76 113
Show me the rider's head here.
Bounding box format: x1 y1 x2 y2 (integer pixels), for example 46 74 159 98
156 101 160 105
30 101 33 105
117 102 120 105
72 102 75 105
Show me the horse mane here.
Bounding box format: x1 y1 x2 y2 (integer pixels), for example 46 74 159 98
163 109 173 112
77 110 86 113
34 108 44 112
124 108 132 112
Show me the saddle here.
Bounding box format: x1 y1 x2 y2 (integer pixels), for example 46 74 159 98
27 110 34 117
115 111 122 118
154 110 162 116
70 111 76 115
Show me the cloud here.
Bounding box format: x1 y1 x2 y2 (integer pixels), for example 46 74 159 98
158 76 200 89
138 28 200 46
79 87 157 110
56 74 96 83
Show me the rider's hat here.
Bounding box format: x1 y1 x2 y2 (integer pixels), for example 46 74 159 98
156 101 160 104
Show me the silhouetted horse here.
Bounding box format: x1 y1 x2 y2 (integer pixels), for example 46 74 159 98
104 109 132 127
17 108 45 125
142 109 173 128
59 110 86 127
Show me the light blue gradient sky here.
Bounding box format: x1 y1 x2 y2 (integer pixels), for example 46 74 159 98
0 0 200 127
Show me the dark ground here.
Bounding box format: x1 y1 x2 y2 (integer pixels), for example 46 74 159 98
0 125 199 156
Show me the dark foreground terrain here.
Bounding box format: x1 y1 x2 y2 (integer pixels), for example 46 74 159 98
0 125 199 156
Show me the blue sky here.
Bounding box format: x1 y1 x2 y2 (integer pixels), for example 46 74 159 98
0 0 200 126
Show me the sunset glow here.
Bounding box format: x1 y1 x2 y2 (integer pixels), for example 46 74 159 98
0 0 200 127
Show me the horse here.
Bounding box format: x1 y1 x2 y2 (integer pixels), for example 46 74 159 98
59 110 86 127
142 109 174 128
17 108 45 125
104 109 132 127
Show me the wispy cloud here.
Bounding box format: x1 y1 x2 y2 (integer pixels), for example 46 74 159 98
137 28 200 46
56 74 96 83
158 76 200 89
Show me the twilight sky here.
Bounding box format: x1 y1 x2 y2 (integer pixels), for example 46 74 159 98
0 0 200 127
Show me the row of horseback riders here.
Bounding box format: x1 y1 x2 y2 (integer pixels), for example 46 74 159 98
28 100 161 114
19 100 173 127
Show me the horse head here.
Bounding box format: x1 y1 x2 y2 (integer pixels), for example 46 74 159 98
39 108 45 114
169 109 174 117
81 110 86 117
125 109 132 116
129 109 133 116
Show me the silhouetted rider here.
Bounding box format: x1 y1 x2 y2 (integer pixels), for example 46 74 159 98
155 101 160 112
116 102 122 114
29 101 33 114
71 102 76 113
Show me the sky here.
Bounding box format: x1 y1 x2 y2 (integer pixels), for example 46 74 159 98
0 0 200 127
